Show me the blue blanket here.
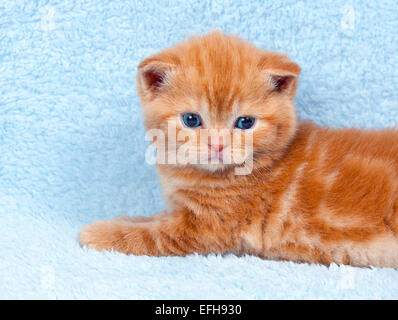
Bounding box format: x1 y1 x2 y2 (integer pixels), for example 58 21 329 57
1 0 397 299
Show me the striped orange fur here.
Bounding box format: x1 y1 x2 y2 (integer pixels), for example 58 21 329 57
79 32 398 267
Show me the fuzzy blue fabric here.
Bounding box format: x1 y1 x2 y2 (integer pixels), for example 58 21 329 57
1 0 397 299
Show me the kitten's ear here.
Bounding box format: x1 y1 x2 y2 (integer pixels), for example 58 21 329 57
137 52 179 99
259 52 301 97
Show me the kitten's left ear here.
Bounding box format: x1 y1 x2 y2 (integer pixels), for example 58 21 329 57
137 51 179 100
259 52 301 98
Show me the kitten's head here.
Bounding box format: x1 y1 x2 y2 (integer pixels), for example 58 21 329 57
137 32 301 174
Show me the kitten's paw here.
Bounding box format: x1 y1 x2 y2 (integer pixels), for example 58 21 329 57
79 220 128 252
114 212 167 224
114 215 151 224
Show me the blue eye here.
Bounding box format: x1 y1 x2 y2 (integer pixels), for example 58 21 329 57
182 113 202 128
235 117 255 130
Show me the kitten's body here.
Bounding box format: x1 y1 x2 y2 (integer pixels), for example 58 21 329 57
80 32 398 267
158 122 398 267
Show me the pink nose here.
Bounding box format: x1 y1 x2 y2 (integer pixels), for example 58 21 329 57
208 144 224 152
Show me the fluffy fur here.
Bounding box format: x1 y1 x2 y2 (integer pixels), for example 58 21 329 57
80 32 398 268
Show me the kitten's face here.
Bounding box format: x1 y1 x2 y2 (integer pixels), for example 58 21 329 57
137 32 301 173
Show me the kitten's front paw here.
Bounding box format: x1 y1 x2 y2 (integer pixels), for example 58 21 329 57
79 220 128 252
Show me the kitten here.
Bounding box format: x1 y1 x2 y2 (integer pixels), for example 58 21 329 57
79 32 398 268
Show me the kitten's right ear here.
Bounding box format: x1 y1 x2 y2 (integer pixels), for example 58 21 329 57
258 52 301 98
137 53 179 99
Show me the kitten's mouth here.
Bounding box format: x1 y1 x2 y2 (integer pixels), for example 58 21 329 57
208 151 223 162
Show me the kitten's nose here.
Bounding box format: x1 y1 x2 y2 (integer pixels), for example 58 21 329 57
208 143 224 152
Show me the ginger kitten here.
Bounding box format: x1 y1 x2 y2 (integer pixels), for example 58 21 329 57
79 32 398 268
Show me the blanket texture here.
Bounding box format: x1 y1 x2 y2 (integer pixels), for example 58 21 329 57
1 0 397 299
